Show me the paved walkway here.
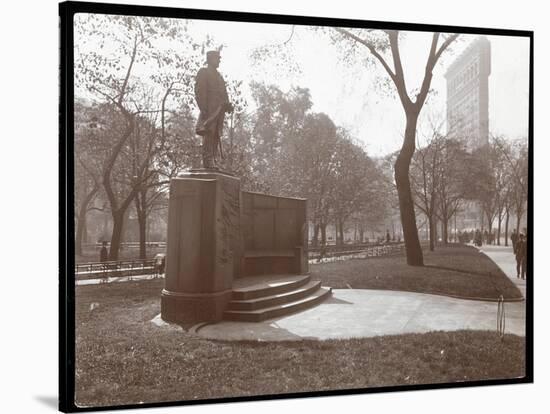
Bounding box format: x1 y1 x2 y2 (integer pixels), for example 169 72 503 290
193 246 525 341
477 244 527 298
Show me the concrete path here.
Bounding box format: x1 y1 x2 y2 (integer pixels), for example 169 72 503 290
194 246 525 341
195 288 525 341
477 244 527 298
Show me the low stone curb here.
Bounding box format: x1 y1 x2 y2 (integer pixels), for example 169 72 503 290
188 321 213 334
360 287 524 303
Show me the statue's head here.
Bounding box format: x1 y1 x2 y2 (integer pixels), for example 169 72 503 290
206 50 221 68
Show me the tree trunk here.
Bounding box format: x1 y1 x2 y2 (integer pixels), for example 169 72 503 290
504 209 510 247
338 218 345 245
480 209 484 233
454 213 458 243
75 185 98 257
394 114 423 266
497 214 502 246
486 213 494 245
82 218 88 245
135 190 148 260
312 223 319 247
137 210 147 259
515 203 524 235
109 211 125 261
320 223 327 245
442 217 449 245
428 215 435 252
76 215 85 257
102 207 110 240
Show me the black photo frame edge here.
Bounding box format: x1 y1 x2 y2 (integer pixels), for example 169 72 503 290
59 1 534 412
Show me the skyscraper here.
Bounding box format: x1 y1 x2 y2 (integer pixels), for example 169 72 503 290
445 36 491 151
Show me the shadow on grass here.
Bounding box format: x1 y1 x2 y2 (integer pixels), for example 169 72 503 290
424 264 497 278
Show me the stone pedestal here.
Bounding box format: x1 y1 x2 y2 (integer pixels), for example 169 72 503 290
161 170 241 323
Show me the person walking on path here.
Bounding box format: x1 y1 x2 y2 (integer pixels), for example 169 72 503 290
510 229 518 251
514 233 527 279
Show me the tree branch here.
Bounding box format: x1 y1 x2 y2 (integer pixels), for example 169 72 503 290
387 31 412 108
333 28 397 83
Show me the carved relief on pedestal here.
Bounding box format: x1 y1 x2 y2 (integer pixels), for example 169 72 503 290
217 177 240 266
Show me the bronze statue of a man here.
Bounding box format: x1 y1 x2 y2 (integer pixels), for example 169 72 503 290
194 50 233 169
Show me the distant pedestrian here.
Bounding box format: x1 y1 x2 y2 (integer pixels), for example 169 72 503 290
154 253 166 278
474 229 482 247
514 233 527 279
386 230 391 244
510 229 518 251
99 241 109 263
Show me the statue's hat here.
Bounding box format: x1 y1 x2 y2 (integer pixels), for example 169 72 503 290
206 50 220 59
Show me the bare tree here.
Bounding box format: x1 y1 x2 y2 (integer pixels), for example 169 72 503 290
332 28 459 265
493 136 528 236
435 138 470 244
410 134 443 251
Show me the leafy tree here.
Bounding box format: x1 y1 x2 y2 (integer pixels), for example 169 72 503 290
75 14 203 259
74 99 104 256
285 113 339 246
248 82 312 193
331 132 385 245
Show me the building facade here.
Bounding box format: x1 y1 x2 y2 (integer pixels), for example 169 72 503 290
445 37 492 233
445 36 491 151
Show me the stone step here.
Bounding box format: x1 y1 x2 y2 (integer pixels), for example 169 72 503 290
231 274 311 300
223 287 332 322
228 280 322 311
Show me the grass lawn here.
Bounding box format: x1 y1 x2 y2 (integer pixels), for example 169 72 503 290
311 244 522 300
75 278 525 408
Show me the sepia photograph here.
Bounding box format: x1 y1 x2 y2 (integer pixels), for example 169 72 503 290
60 1 532 411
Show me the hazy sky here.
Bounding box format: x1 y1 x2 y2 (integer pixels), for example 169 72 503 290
76 15 530 157
187 19 530 156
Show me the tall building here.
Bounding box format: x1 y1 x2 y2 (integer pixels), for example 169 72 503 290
444 37 492 233
445 36 491 150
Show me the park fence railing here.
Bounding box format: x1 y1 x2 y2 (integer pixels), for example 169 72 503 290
308 241 406 263
75 258 156 281
75 241 420 281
